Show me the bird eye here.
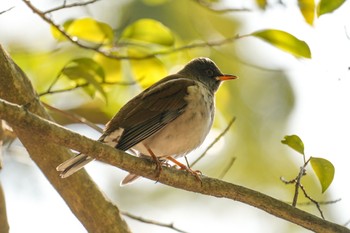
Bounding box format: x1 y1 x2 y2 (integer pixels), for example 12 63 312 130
206 69 214 76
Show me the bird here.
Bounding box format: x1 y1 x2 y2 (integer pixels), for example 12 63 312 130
56 57 237 185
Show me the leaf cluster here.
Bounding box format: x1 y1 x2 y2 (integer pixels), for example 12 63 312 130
282 134 335 193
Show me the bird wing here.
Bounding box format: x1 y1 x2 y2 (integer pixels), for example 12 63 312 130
100 76 196 151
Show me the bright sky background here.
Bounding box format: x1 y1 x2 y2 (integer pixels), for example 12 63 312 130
1 0 350 232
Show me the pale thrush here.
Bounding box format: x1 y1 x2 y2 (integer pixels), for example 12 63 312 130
56 57 237 185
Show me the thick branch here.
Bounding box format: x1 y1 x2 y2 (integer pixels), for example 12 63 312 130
0 45 130 233
0 182 9 233
0 99 348 233
0 123 8 233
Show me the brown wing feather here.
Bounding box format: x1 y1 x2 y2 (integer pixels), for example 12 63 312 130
100 76 196 151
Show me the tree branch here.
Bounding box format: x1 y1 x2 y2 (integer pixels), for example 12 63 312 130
0 99 349 233
0 44 130 233
0 182 9 233
41 102 104 133
193 0 251 13
122 211 188 233
38 79 141 97
43 0 101 14
0 6 14 15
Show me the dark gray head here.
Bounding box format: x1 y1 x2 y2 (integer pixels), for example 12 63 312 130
178 57 237 92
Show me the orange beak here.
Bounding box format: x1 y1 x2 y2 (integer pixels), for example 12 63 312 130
216 74 238 81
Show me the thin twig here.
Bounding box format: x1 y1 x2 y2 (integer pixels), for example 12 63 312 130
191 116 236 167
290 157 310 207
43 0 101 14
23 0 111 55
280 176 297 185
217 156 236 179
41 102 104 133
296 198 341 206
39 79 141 97
122 211 189 233
45 72 61 94
292 166 306 207
0 6 14 15
300 184 325 219
39 82 90 96
193 0 251 13
23 0 241 60
281 157 326 218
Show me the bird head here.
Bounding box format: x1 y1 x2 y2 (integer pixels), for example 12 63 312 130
178 57 237 93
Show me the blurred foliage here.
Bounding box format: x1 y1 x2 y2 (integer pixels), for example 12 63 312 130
255 0 267 9
120 18 175 46
60 58 106 99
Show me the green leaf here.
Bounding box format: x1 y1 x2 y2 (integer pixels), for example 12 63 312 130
51 18 114 44
61 58 106 99
130 55 167 88
310 157 335 193
298 0 315 25
251 29 311 58
121 18 174 46
70 58 105 82
281 135 305 155
317 0 346 16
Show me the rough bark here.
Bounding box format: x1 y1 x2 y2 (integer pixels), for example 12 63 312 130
0 182 9 233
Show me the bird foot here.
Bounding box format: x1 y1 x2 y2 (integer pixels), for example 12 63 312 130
145 146 202 184
145 147 163 182
166 156 202 183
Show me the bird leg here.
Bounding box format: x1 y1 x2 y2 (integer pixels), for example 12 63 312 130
144 146 202 183
166 156 202 182
145 146 163 180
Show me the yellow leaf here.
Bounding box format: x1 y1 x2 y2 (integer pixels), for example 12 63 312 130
51 18 114 44
121 18 174 46
281 135 305 155
251 29 311 58
310 157 335 193
298 0 315 25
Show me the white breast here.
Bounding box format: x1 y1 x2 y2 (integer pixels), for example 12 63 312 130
133 82 214 158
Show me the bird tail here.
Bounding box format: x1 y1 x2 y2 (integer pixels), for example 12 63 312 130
56 153 94 178
120 173 140 186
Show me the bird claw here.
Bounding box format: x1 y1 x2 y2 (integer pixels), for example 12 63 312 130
145 146 164 182
145 146 202 184
182 167 202 183
166 156 202 184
